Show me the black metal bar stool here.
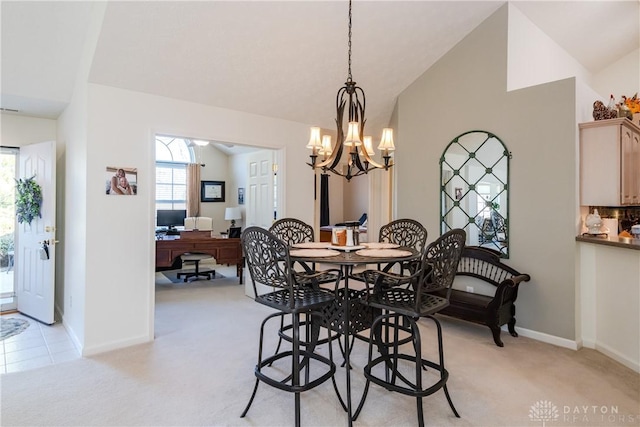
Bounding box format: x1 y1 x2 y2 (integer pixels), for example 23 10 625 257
240 227 343 427
354 229 466 427
269 218 342 357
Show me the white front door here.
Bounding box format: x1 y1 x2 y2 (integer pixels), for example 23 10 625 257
16 141 57 324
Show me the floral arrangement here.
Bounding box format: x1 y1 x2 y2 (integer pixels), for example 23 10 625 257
622 93 640 114
15 176 43 225
593 93 639 121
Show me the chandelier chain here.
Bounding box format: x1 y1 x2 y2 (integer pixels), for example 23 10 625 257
347 0 352 82
306 0 394 181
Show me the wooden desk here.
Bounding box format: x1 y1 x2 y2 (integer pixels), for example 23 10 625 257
155 236 244 284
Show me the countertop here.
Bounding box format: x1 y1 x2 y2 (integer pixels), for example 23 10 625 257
576 234 640 251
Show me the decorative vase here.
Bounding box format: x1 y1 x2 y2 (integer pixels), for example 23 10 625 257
585 209 603 234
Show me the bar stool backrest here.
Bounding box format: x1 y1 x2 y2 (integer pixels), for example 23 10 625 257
379 219 428 252
241 227 295 308
270 218 314 245
419 229 467 302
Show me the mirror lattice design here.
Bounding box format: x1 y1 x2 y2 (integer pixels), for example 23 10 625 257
440 131 510 258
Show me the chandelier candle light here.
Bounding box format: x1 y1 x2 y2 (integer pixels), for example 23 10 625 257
306 0 395 181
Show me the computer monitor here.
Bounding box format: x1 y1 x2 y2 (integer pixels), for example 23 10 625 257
156 209 187 231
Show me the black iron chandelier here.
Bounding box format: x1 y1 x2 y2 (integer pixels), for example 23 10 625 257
306 0 395 181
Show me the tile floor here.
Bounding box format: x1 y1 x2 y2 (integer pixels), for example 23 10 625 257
0 312 80 374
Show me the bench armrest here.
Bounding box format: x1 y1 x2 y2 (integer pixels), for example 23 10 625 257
491 273 530 308
505 273 531 288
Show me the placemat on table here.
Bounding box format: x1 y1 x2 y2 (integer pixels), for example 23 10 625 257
290 248 341 257
355 248 413 258
292 242 331 249
363 242 400 249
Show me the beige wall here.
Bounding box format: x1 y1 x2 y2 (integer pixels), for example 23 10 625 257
191 144 230 231
1 114 57 147
396 5 577 340
343 175 368 223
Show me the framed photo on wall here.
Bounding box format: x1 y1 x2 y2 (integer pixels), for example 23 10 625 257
201 180 225 202
238 187 245 205
455 187 463 200
106 166 137 195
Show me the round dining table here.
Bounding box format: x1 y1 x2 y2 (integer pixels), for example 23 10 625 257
289 243 420 426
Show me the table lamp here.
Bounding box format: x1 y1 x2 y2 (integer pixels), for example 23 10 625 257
225 207 242 228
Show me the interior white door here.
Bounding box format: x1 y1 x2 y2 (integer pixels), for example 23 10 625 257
246 151 273 229
16 141 57 324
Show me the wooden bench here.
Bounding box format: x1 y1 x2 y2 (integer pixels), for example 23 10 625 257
433 246 531 347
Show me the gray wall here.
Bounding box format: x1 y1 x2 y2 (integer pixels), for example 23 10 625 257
395 5 577 340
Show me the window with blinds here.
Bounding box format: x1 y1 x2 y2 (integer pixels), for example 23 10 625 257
155 136 194 213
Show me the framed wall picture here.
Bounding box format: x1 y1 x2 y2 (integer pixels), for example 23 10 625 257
238 187 245 205
106 166 137 195
455 187 463 200
201 180 225 202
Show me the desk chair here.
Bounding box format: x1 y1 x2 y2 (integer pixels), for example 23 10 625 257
178 217 216 282
184 216 213 231
177 253 216 282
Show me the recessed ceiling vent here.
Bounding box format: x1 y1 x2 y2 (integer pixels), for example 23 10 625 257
0 107 20 113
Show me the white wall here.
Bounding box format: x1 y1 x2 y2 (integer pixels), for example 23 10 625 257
578 242 640 372
508 5 638 102
343 175 368 222
1 114 57 147
507 5 592 92
591 49 640 101
57 77 89 351
397 4 578 341
71 83 315 354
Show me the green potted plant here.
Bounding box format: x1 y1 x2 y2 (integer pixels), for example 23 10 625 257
15 176 42 225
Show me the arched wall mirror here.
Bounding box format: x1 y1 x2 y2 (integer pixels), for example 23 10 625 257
440 130 510 258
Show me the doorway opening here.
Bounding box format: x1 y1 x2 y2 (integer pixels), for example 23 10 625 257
152 134 279 291
0 146 18 312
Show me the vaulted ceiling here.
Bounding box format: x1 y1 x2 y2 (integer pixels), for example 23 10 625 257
2 1 638 141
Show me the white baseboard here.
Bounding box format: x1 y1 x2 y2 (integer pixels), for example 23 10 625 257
507 326 639 373
594 342 640 373
506 325 579 350
61 312 151 357
82 334 152 357
60 316 82 354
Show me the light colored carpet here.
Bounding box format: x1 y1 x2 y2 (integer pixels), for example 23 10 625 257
1 272 638 426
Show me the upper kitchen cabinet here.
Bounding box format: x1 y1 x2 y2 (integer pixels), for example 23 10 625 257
580 118 640 206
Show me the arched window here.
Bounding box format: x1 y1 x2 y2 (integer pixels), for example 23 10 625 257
155 136 194 213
